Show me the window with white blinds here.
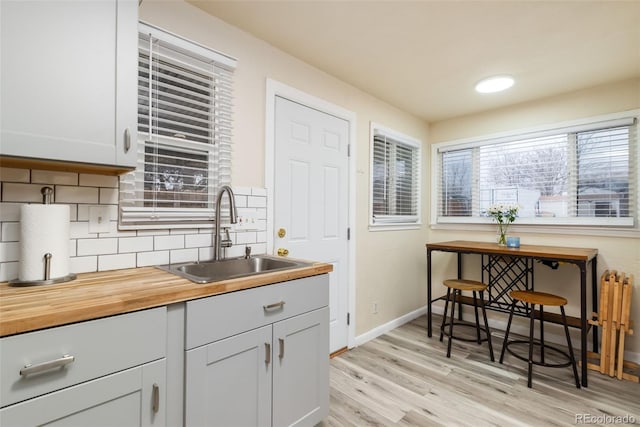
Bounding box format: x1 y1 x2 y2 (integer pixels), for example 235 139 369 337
370 123 421 227
435 112 638 228
119 22 236 228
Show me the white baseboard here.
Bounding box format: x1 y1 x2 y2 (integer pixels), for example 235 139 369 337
354 305 429 347
354 304 640 364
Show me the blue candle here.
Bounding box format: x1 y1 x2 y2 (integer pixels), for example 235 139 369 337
506 236 520 248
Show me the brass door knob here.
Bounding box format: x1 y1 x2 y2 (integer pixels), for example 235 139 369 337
277 248 289 257
277 228 286 238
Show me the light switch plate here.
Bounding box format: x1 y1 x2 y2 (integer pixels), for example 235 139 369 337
88 206 111 233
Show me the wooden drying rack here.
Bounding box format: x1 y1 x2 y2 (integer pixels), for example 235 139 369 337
587 270 638 382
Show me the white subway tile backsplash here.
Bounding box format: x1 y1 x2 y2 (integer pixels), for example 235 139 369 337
185 233 212 248
233 187 252 196
169 248 198 264
2 183 44 203
70 256 97 274
0 167 30 183
235 231 257 245
119 236 154 253
0 169 268 281
0 203 21 221
170 228 200 235
55 186 99 204
32 170 78 186
0 261 18 282
70 222 92 239
1 222 20 242
99 188 118 204
0 242 20 262
137 250 170 267
154 234 184 251
247 196 267 208
198 246 213 261
79 174 118 188
77 238 118 256
98 253 136 271
234 194 248 208
137 229 171 236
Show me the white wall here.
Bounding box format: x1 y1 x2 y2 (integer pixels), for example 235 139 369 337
139 0 431 337
428 78 640 359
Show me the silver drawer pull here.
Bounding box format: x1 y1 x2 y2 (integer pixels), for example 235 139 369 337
278 338 285 359
20 354 75 377
263 301 285 311
152 383 160 413
124 128 131 153
265 342 271 365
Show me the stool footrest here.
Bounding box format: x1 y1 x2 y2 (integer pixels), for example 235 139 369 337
440 321 492 343
504 340 574 368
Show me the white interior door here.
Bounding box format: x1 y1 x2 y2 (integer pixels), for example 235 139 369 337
274 96 349 353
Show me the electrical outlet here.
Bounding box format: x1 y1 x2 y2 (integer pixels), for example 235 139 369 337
88 206 111 233
233 211 259 231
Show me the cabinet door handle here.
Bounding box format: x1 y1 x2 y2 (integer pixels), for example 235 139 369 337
19 354 75 377
124 128 131 153
278 338 285 360
152 383 160 413
263 301 285 311
265 342 271 365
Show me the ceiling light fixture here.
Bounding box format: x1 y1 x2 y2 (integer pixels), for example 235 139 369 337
475 75 514 93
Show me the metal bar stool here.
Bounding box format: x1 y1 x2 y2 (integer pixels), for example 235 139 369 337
439 279 494 361
499 290 580 388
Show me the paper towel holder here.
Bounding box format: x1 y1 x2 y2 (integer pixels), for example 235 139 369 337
9 187 77 287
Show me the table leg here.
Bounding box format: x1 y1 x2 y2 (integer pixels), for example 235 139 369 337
427 249 432 337
591 257 598 353
580 262 588 387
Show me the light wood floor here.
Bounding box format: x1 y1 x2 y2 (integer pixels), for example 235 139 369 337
321 315 640 426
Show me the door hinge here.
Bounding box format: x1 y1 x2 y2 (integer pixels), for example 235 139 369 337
347 312 350 325
347 227 351 240
347 144 351 157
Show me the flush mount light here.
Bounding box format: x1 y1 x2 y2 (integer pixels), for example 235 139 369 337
475 75 514 93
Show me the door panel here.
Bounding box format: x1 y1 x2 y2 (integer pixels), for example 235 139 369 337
274 96 349 353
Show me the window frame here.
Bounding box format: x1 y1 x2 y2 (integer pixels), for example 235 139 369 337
119 22 236 230
369 122 422 230
431 110 639 236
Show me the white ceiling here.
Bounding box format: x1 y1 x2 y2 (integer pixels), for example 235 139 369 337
189 0 640 123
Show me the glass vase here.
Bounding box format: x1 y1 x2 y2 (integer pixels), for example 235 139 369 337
497 223 509 246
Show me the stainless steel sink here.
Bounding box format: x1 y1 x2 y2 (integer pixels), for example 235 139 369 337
158 255 311 284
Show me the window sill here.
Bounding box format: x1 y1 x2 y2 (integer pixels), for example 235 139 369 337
429 222 640 239
369 223 422 232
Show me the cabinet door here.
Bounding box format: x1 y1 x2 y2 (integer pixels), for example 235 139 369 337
0 0 137 168
0 359 166 427
272 308 329 427
185 326 272 427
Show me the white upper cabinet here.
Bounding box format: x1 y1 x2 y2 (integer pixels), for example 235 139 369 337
0 0 138 170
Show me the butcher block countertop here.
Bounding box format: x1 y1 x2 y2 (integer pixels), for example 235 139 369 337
0 262 333 337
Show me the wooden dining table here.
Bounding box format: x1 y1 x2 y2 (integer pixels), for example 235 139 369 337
426 240 598 387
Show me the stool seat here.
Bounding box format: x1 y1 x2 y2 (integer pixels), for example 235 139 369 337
511 290 567 307
443 279 488 292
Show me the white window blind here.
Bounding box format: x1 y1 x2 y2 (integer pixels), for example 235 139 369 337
370 124 421 226
120 22 236 228
436 113 638 227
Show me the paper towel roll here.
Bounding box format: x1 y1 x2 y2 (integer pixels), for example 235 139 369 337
19 204 70 282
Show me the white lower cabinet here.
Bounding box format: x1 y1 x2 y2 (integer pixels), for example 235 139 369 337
185 275 330 427
0 359 166 427
0 307 167 427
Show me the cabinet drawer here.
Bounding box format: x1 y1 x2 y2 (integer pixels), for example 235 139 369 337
186 274 329 349
0 307 166 407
